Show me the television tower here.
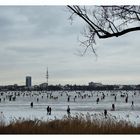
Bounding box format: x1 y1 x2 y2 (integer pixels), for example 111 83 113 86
46 67 49 86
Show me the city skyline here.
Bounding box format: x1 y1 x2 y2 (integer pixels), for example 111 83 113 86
0 6 140 85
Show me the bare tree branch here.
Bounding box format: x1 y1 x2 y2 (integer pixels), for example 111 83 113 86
67 5 140 55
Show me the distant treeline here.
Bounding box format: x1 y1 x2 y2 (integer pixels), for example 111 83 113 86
0 84 140 91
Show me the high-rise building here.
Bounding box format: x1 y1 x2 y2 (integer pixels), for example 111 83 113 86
26 76 32 88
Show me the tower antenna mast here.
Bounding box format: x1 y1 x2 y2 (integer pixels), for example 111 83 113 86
46 67 49 86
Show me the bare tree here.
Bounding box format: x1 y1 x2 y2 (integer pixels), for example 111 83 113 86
67 5 140 55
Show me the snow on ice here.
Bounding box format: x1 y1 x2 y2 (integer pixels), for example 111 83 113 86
0 90 140 126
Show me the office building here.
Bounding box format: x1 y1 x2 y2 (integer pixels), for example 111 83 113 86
26 76 32 88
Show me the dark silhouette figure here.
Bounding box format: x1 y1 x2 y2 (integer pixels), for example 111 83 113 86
49 107 52 115
74 96 77 102
112 104 115 111
67 105 71 117
12 96 16 101
0 98 1 102
30 102 33 108
47 106 51 115
121 94 125 98
37 98 39 102
131 101 134 109
102 93 105 100
96 98 99 104
67 96 70 102
9 96 12 101
125 96 128 103
114 96 117 102
104 109 107 118
47 106 50 115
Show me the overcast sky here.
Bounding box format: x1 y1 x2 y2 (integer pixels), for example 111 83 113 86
0 6 140 85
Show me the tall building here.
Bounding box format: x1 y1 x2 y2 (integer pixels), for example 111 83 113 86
26 76 32 88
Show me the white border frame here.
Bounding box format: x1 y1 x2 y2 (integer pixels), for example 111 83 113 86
0 0 139 5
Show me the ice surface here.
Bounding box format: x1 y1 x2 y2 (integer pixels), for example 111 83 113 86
0 90 140 126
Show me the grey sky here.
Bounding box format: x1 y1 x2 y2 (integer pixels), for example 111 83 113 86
0 6 140 85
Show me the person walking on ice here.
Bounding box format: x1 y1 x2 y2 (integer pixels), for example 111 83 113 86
67 96 70 102
47 106 52 115
96 98 99 104
131 101 134 110
47 106 49 115
49 106 52 115
67 105 71 117
114 96 117 102
111 104 115 111
125 96 128 103
30 102 33 108
104 109 107 118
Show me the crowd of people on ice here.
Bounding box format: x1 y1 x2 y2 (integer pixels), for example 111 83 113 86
0 90 138 119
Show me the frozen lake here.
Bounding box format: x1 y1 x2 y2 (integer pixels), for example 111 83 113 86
0 90 140 125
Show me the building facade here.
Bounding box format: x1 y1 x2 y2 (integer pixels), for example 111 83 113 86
26 76 32 88
88 82 102 87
